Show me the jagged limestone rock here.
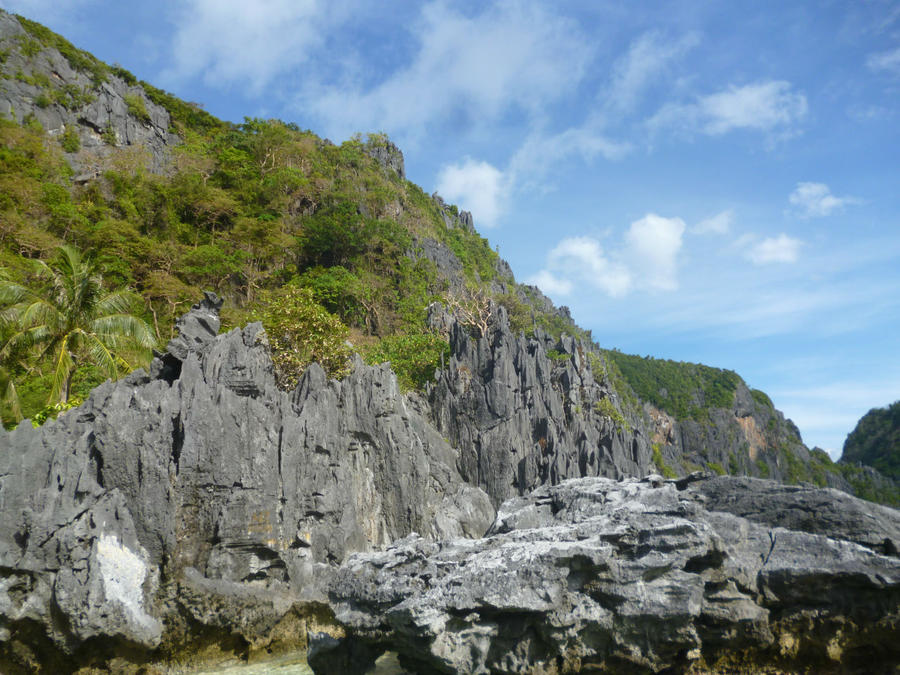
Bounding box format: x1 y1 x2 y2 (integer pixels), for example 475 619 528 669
428 303 653 508
312 475 900 674
0 294 491 671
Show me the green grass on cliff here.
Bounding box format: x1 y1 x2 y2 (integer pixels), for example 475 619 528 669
604 351 741 421
841 400 900 480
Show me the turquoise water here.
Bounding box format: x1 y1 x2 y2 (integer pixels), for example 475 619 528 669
190 652 405 674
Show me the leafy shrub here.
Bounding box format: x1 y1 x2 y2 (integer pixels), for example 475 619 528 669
252 284 352 390
708 462 726 476
60 126 80 153
755 459 771 478
297 265 366 323
751 388 774 409
362 332 449 391
124 93 151 124
30 395 83 427
18 37 42 58
652 443 677 478
595 397 630 433
102 123 117 145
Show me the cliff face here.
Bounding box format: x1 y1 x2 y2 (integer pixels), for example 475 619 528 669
0 11 179 173
0 295 494 670
428 305 651 508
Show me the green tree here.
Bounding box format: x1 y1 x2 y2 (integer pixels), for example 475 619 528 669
0 245 156 403
251 283 352 390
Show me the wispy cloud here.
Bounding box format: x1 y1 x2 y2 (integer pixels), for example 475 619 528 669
435 158 508 228
303 1 592 140
867 46 900 75
692 210 733 235
508 128 630 190
649 80 807 138
744 233 803 264
527 214 685 298
160 0 331 93
605 30 700 115
788 182 859 218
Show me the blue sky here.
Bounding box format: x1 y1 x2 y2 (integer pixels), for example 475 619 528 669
3 0 899 456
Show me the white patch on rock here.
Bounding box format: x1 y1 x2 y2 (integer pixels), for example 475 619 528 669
96 534 159 634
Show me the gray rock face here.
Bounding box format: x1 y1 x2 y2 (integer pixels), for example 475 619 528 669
362 137 406 180
0 10 179 173
313 475 900 674
0 294 490 670
428 304 653 508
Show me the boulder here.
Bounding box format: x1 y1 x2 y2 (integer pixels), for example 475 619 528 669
313 475 900 674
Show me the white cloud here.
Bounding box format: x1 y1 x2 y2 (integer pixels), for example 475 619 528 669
624 214 685 291
435 158 507 228
527 214 685 299
161 0 326 92
867 46 900 75
692 210 733 235
746 234 802 264
650 80 807 137
304 1 591 139
527 270 573 297
606 30 699 114
543 236 632 297
789 182 858 218
508 127 630 190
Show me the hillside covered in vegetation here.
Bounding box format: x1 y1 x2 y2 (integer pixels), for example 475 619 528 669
0 9 897 506
842 401 900 480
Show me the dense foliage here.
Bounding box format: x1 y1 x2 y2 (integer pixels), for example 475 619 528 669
250 284 351 390
0 244 154 424
605 351 741 421
0 16 533 421
362 332 449 392
841 401 900 480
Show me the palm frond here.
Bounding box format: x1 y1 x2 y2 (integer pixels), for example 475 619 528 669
19 298 62 330
1 325 52 363
0 366 23 423
0 280 42 308
83 331 119 379
91 313 157 349
94 289 143 318
49 333 76 404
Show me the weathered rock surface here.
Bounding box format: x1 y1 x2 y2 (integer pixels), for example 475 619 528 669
0 294 492 671
313 474 900 674
428 304 653 508
0 10 179 173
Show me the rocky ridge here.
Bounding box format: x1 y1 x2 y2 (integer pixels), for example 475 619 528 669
0 294 493 671
0 10 179 174
2 296 899 673
312 474 900 674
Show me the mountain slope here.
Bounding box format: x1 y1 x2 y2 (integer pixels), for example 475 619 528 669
842 400 900 480
0 9 896 506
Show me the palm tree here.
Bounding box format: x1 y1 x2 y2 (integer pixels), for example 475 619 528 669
0 245 156 404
